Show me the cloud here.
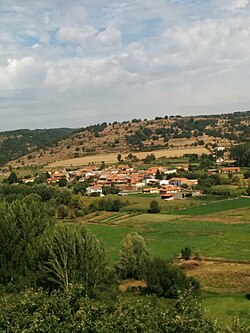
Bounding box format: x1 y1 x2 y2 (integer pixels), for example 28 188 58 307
228 0 249 10
1 0 250 130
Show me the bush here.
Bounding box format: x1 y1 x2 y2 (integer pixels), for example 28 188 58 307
148 199 161 214
144 257 200 298
57 205 68 219
181 247 191 260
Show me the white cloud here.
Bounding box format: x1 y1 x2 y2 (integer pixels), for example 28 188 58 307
96 23 121 45
228 0 249 10
1 0 250 130
57 25 97 43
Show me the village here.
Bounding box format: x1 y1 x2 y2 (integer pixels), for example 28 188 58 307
9 156 240 202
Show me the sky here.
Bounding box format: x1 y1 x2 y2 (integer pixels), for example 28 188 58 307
1 0 250 130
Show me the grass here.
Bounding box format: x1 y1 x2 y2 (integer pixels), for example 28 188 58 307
79 212 250 262
64 201 250 326
121 196 198 213
168 197 250 215
203 293 250 327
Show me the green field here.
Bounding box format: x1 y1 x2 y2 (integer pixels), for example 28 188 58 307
120 195 198 213
85 215 250 261
203 293 250 327
169 197 250 215
65 197 250 326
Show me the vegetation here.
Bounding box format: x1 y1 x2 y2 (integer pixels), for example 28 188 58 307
7 110 250 167
148 199 161 213
0 128 74 166
231 143 250 167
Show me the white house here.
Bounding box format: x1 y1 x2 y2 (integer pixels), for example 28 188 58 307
86 186 103 195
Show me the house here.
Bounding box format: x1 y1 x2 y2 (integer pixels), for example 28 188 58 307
208 169 218 174
169 177 197 187
214 146 225 152
161 193 174 201
221 167 240 173
21 178 35 184
159 180 170 186
216 157 224 163
164 168 177 175
160 185 180 194
142 187 159 194
86 186 103 195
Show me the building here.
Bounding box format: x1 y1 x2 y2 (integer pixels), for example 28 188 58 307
221 167 240 173
86 185 103 195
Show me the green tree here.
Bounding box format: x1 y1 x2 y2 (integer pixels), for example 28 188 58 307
56 189 71 205
41 225 110 294
7 172 18 184
144 153 156 164
181 247 192 260
155 169 163 180
57 205 68 219
144 257 199 298
117 232 149 279
148 199 161 213
0 198 53 286
230 143 250 167
58 177 68 187
117 153 122 162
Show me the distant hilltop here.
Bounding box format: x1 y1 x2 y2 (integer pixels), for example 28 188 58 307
1 110 250 167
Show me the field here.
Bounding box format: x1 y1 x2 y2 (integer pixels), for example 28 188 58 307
46 147 209 167
64 196 250 326
169 197 250 215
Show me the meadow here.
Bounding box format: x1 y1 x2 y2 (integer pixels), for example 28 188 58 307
64 197 250 326
169 197 250 215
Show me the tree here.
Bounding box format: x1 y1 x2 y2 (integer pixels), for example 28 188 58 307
58 177 68 187
117 232 149 279
230 143 250 167
246 187 250 196
56 189 72 205
181 247 191 260
155 169 163 180
148 199 161 213
144 154 156 164
57 205 68 219
0 198 53 286
41 225 110 294
102 185 120 195
72 182 87 195
7 172 18 184
144 257 199 298
117 153 122 162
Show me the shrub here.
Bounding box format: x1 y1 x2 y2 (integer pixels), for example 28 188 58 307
148 199 161 214
181 247 191 260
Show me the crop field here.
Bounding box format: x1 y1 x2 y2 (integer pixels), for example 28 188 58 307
47 147 209 167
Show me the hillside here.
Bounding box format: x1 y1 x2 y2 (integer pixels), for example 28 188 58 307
7 111 250 167
0 128 74 167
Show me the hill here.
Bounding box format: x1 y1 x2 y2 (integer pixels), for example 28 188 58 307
5 111 250 167
0 128 74 167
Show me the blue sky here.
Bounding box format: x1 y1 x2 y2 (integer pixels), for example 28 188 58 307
1 0 250 130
